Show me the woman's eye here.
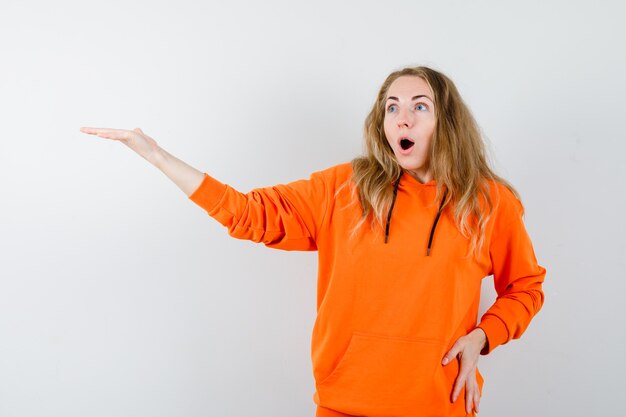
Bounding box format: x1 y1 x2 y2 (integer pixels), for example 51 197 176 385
416 103 428 111
387 104 397 113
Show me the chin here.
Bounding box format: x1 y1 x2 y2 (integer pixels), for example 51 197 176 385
395 157 427 172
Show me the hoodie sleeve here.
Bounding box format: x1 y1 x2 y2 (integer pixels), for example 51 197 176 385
476 187 546 354
187 168 330 251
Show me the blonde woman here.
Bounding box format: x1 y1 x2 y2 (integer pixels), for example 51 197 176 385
81 66 545 417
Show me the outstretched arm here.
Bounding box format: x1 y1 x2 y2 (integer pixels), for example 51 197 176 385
79 127 204 196
80 126 329 250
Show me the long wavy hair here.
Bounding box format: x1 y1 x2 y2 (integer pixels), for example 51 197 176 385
351 66 519 255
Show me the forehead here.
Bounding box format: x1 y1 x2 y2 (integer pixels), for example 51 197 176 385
386 75 433 100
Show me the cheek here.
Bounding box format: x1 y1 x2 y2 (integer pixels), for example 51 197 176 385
419 122 435 144
417 114 435 131
421 135 433 156
383 120 393 145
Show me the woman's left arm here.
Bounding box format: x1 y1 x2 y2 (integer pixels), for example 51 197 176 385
476 190 547 355
442 187 547 414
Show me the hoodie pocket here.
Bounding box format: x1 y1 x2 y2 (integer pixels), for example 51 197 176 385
316 332 447 417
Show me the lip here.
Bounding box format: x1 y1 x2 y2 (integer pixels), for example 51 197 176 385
398 136 415 155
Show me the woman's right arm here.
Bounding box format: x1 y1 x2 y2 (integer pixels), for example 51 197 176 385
79 127 204 196
80 126 330 251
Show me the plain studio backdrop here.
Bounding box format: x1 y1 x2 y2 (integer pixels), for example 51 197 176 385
1 1 624 416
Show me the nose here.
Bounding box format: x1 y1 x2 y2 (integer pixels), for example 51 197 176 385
396 107 414 129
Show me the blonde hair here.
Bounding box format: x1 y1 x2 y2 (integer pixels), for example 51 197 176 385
351 66 519 255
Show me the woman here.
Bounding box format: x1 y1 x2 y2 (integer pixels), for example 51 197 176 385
81 66 546 417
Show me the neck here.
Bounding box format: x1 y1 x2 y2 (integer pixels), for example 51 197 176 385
405 168 433 184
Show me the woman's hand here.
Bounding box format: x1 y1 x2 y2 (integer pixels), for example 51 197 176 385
441 328 487 414
80 127 163 166
80 126 204 196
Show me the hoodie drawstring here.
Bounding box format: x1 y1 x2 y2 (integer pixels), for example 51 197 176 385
384 173 449 256
384 176 402 244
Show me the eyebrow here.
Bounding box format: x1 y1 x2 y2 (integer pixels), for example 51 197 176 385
386 95 433 102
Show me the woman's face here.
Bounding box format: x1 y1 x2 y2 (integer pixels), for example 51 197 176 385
383 75 436 183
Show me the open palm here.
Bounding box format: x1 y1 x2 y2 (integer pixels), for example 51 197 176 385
80 127 161 165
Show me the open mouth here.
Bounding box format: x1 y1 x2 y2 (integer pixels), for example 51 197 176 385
400 138 415 150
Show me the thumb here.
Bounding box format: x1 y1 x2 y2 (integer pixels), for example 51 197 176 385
442 342 461 366
133 127 144 134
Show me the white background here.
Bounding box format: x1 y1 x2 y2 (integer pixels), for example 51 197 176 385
1 1 625 416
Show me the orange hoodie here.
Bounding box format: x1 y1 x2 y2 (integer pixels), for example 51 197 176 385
188 162 546 417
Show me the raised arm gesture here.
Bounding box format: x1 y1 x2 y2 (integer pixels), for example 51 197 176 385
80 127 204 196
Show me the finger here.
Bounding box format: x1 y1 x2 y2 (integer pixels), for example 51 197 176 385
465 384 473 415
466 372 480 414
474 390 480 413
80 127 101 134
442 342 461 365
462 373 478 414
80 127 123 134
452 362 471 402
452 363 472 402
85 128 133 141
80 127 125 136
452 377 464 402
452 377 462 402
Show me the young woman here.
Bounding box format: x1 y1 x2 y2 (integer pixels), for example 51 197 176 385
81 66 546 417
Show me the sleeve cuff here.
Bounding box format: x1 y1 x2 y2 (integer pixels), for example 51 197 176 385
477 315 510 355
188 173 228 214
